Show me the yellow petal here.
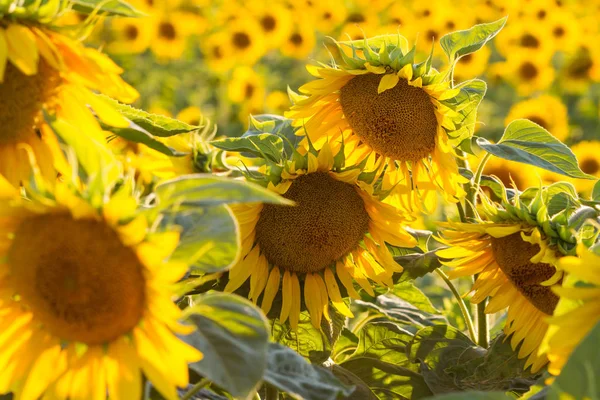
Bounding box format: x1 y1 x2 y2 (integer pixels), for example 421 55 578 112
324 268 354 317
289 273 301 330
5 24 39 75
0 29 7 82
280 270 293 323
378 73 400 94
261 266 281 315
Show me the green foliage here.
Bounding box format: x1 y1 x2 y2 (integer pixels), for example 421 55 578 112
446 79 487 143
271 312 333 364
547 321 600 400
212 134 284 164
264 343 354 400
70 0 143 17
184 293 270 399
440 17 507 64
154 175 291 209
394 251 443 282
477 119 594 179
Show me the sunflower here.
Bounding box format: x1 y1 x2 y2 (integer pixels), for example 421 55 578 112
559 43 600 94
545 13 581 52
437 192 565 372
495 20 555 60
150 11 194 60
225 138 416 330
505 96 569 142
500 55 555 96
543 245 600 376
570 141 600 194
201 31 235 73
0 179 201 400
248 2 293 48
280 21 316 59
472 154 538 192
312 0 348 33
223 17 267 65
265 90 291 115
453 45 491 83
176 106 203 126
286 34 472 214
227 66 265 107
107 17 153 55
0 8 137 187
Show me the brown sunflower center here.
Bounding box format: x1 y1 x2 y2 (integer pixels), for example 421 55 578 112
581 158 600 174
255 172 370 273
125 24 139 40
553 26 565 38
260 15 277 32
568 52 593 79
0 60 61 145
290 33 303 46
520 34 540 48
519 62 539 80
233 32 251 49
158 22 176 40
244 83 255 99
340 73 438 162
8 214 146 345
490 232 559 315
528 116 549 130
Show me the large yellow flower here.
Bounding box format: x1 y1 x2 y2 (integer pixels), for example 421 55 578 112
225 139 416 330
543 245 600 376
286 35 472 214
569 140 600 195
505 95 569 143
0 179 201 400
436 192 566 373
0 10 137 187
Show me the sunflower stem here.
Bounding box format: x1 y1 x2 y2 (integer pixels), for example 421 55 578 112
266 385 279 400
476 299 490 348
181 379 210 400
435 268 476 343
471 152 491 207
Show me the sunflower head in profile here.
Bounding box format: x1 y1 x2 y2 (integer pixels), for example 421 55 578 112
436 185 576 372
0 175 201 400
542 244 600 376
286 33 486 214
0 2 137 187
224 135 417 330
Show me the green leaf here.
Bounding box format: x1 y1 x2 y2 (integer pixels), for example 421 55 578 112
477 119 595 179
106 127 185 157
547 321 600 400
154 175 292 209
592 180 600 201
394 250 442 282
211 133 284 163
440 17 507 63
339 322 432 400
423 392 513 400
330 364 378 400
263 343 354 400
70 0 143 17
99 95 199 137
184 293 270 399
167 205 239 273
271 311 332 364
446 79 487 144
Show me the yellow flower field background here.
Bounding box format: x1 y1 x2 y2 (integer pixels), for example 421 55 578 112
1 0 600 399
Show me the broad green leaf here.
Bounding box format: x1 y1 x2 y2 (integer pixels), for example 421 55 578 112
592 180 600 201
70 0 143 17
330 365 378 400
340 322 432 399
154 174 292 209
445 79 487 144
246 114 301 156
271 311 332 364
441 17 507 63
167 206 239 273
394 250 442 282
99 95 199 137
548 321 600 400
423 392 513 400
263 343 354 400
106 127 185 157
211 133 284 163
477 119 595 179
184 293 270 399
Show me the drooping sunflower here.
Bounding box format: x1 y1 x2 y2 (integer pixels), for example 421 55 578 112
225 137 416 329
543 245 600 376
436 189 570 372
505 96 569 142
0 3 137 187
286 34 475 214
0 178 201 400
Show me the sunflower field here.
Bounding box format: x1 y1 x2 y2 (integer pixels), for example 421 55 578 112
2 0 600 399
